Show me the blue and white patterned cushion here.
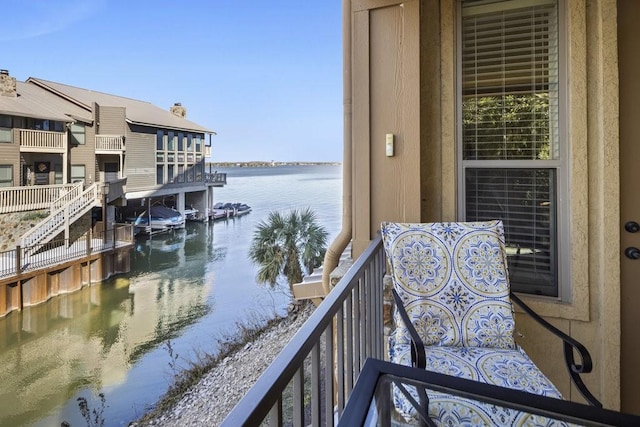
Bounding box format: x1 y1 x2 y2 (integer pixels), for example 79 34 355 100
382 221 568 425
382 220 516 349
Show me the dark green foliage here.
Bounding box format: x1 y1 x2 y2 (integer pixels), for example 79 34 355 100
248 208 328 294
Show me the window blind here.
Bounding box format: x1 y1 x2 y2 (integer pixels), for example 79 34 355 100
462 0 558 161
461 0 560 296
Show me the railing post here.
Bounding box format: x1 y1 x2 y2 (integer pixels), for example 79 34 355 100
15 245 21 275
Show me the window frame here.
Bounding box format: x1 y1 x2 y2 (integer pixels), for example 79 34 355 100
456 0 570 300
0 165 13 187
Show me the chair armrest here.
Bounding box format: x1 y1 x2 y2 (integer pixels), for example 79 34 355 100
510 292 602 407
392 288 426 369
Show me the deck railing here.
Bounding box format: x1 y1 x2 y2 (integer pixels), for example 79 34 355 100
19 129 66 151
95 134 125 152
20 183 101 249
223 235 386 426
0 224 134 279
0 184 79 214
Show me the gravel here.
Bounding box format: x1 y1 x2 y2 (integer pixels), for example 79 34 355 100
133 302 315 427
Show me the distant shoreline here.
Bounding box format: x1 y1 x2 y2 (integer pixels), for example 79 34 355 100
208 161 341 168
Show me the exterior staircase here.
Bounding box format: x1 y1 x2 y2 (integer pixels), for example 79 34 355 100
20 183 101 249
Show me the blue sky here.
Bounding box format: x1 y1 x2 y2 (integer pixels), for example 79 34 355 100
3 0 343 163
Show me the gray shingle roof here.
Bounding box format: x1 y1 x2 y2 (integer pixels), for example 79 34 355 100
0 81 89 123
27 77 214 134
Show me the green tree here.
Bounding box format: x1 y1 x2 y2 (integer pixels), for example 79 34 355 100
249 207 328 296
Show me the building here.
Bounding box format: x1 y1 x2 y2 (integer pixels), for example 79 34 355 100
0 70 223 316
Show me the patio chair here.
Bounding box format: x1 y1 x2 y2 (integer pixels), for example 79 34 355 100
381 220 601 425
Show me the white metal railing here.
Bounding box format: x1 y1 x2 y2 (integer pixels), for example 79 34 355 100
0 184 79 214
20 183 101 249
223 235 385 426
95 134 125 151
19 129 66 151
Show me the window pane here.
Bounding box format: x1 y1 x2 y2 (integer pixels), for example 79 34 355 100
70 123 85 145
157 130 164 150
157 165 164 185
0 165 12 187
465 168 557 296
462 0 559 160
0 128 11 143
71 165 85 184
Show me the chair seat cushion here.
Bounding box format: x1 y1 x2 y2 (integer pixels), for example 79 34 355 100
389 341 565 424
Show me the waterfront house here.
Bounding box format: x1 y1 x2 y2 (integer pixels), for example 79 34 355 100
227 0 640 424
0 70 222 317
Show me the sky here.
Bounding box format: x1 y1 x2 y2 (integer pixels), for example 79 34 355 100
3 0 343 163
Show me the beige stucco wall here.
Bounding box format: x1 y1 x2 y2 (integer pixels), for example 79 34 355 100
431 0 621 409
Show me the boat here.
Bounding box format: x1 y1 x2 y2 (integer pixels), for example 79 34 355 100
134 205 185 234
211 202 252 220
183 205 199 221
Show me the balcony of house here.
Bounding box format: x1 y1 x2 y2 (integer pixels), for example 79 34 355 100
223 235 640 426
18 129 67 153
95 134 125 154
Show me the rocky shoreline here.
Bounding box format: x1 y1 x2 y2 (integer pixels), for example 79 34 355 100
133 303 315 426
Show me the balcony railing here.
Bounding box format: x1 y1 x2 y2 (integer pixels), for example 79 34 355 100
19 129 66 152
95 134 125 152
0 224 134 280
0 184 80 214
223 235 385 426
204 172 227 185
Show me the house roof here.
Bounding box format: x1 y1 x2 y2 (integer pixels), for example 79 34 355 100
0 81 89 123
27 77 215 134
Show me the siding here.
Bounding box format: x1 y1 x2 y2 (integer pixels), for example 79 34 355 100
124 124 155 190
1 129 20 186
69 123 97 184
97 105 126 135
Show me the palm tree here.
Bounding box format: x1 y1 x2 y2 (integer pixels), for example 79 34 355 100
249 207 328 296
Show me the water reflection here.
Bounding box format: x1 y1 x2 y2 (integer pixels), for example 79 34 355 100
0 223 218 427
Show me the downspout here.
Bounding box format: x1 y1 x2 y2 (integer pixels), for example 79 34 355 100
322 0 353 295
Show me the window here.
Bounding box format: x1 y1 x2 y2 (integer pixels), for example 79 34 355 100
54 164 62 184
156 165 164 185
70 123 85 145
459 0 563 297
167 164 174 183
195 135 202 153
71 165 86 185
187 133 193 151
0 165 12 187
168 131 175 151
178 132 184 151
0 115 12 143
156 130 164 151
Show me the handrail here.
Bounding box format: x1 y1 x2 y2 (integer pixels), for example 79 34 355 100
0 184 78 214
223 235 385 426
20 183 100 248
0 224 134 279
50 182 84 212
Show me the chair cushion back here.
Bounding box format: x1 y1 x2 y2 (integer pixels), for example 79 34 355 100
381 220 516 349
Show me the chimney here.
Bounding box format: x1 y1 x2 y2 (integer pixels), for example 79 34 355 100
170 102 186 118
0 70 17 97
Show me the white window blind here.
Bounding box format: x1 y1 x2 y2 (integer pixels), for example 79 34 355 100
461 0 561 296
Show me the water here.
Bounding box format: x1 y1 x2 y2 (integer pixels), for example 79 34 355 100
0 165 342 427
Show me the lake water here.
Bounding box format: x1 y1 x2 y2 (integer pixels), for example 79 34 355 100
0 164 342 427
